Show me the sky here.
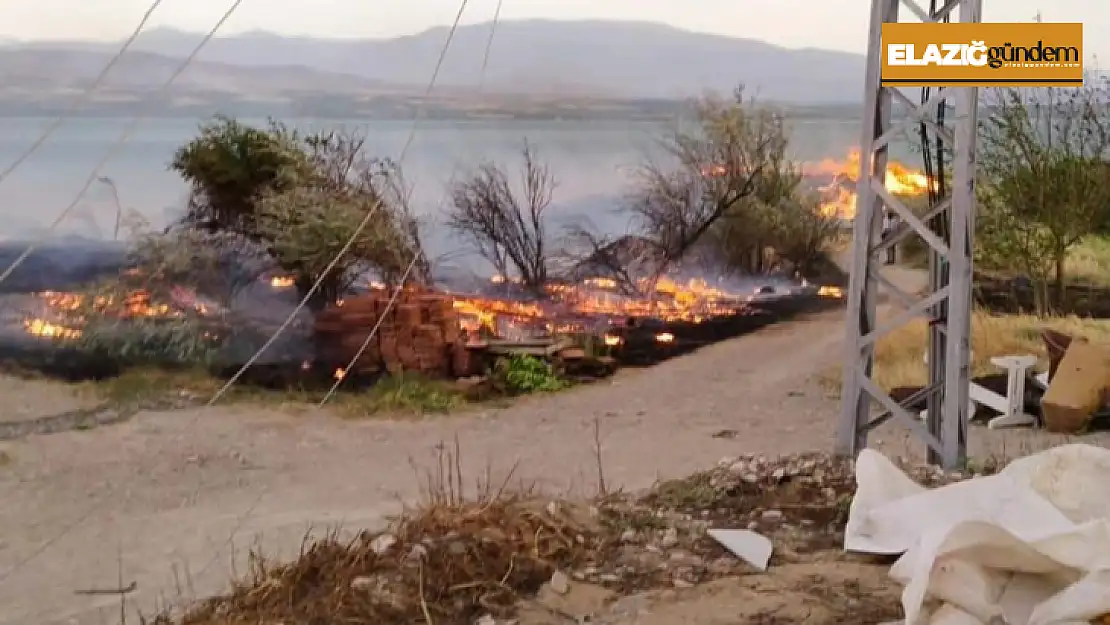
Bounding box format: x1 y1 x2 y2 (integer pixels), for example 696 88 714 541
0 0 1106 63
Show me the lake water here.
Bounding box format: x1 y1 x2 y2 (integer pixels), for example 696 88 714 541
0 116 918 261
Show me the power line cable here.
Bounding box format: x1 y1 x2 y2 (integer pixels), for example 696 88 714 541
477 0 504 91
320 0 507 403
0 0 167 188
207 0 472 406
188 1 475 598
317 254 421 406
0 0 247 585
0 0 245 292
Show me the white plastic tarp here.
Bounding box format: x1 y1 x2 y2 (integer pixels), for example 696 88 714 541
845 444 1110 625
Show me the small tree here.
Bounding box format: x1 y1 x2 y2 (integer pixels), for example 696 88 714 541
170 116 305 236
977 81 1110 313
626 90 793 285
700 153 840 277
446 141 554 294
256 184 418 309
762 193 841 276
171 118 426 309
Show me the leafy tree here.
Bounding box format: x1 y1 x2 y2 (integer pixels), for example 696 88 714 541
976 81 1110 313
624 90 795 285
762 193 841 276
256 132 424 308
256 183 419 309
171 117 425 308
701 138 839 277
171 116 305 235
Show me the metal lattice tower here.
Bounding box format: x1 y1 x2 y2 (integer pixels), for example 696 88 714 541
837 0 982 469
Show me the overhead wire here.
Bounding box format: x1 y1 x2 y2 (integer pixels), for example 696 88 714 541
0 0 247 292
318 0 505 404
207 0 472 406
317 255 421 406
478 0 504 91
0 0 167 188
0 0 248 586
2 0 473 586
190 0 479 590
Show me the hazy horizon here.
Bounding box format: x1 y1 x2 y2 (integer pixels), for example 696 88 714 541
1 0 1106 63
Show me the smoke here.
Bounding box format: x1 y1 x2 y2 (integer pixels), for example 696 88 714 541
0 238 128 293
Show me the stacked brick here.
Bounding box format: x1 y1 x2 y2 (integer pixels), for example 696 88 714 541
313 290 474 377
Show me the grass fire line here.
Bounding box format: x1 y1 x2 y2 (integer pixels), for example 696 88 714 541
17 268 844 386
18 146 918 383
21 288 211 340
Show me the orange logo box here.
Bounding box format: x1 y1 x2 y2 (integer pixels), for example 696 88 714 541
881 22 1084 87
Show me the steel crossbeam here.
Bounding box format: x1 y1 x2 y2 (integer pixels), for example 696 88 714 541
836 0 982 469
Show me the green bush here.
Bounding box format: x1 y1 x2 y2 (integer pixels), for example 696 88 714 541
171 115 305 234
171 116 426 308
493 354 569 395
75 316 221 368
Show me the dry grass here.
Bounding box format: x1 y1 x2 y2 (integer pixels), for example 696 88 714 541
157 441 615 625
152 443 930 625
821 310 1110 391
1067 237 1110 286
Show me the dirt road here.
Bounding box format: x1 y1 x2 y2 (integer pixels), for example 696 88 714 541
0 305 1096 624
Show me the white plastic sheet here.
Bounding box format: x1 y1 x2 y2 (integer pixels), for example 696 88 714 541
845 444 1110 625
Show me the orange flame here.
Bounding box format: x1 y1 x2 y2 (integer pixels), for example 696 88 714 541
809 150 932 220
22 289 213 340
448 274 760 340
23 318 81 339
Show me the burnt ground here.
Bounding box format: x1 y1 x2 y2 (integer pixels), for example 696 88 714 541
0 304 1106 625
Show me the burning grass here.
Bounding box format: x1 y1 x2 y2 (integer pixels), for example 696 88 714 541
820 310 1110 392
12 271 836 406
151 445 973 625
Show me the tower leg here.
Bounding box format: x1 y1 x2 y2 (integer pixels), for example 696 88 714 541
836 0 981 470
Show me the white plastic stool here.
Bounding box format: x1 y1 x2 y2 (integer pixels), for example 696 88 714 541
915 352 1039 429
985 355 1038 429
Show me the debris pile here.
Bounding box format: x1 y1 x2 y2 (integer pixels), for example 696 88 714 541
1038 329 1110 433
159 451 964 625
847 444 1110 625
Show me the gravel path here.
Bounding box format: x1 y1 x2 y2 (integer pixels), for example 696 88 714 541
0 305 1101 625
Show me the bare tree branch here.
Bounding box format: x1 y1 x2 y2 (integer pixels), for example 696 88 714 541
446 140 555 294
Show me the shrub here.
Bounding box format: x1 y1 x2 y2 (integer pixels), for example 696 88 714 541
492 354 569 395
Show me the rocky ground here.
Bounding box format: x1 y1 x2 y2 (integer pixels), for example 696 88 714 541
0 305 1104 625
160 450 946 625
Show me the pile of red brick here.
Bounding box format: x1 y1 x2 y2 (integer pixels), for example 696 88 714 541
313 290 473 377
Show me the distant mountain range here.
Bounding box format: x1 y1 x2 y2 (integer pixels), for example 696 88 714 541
0 20 867 105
